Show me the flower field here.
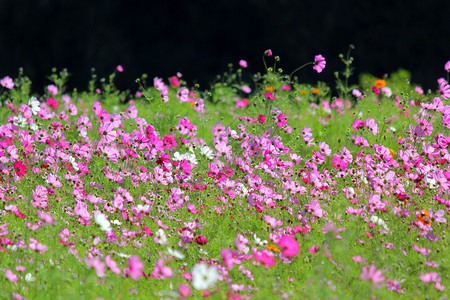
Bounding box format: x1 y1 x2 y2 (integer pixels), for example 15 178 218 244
0 51 449 299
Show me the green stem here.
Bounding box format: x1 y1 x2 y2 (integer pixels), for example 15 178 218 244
289 62 314 80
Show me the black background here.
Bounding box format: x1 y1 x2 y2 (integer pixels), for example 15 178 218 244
0 0 449 94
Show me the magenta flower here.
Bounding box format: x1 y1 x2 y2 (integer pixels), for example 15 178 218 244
253 247 277 267
178 284 191 298
46 97 59 110
117 65 124 72
360 264 385 288
125 256 144 280
440 80 450 100
239 59 248 68
265 49 272 56
195 235 207 246
445 60 450 72
14 160 28 179
372 86 380 95
313 55 326 73
278 235 299 257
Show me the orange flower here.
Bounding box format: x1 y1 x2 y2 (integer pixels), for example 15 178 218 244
375 79 386 89
300 89 307 95
266 244 280 252
389 149 395 158
418 209 432 226
312 88 320 94
266 86 275 92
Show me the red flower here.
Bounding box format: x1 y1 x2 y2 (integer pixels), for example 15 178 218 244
194 235 207 246
14 160 28 178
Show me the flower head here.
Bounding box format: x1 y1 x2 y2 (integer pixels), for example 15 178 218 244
14 160 28 178
278 235 299 257
313 55 326 73
191 263 219 290
360 264 385 288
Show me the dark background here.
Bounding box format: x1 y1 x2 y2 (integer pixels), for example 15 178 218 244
0 0 449 94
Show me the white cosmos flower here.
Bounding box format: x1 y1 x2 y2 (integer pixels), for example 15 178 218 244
165 247 185 260
425 176 439 189
29 122 38 131
13 115 27 127
200 145 214 159
154 229 168 245
28 96 41 115
25 273 36 282
369 215 390 231
94 213 112 231
191 263 219 290
253 234 267 247
68 155 79 171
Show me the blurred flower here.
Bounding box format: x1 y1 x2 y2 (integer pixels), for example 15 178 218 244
117 65 124 72
360 264 385 288
375 79 386 88
445 60 450 72
278 235 299 257
47 84 58 95
1 76 14 89
239 60 248 68
191 263 219 290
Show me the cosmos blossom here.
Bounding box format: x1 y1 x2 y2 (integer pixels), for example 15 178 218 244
360 264 385 288
313 55 326 73
278 235 300 257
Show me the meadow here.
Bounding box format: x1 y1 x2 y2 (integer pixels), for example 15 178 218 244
0 50 449 299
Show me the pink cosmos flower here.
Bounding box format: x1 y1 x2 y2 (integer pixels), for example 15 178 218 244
239 60 248 68
253 247 277 267
258 114 266 123
420 272 441 283
241 85 252 93
194 235 207 246
124 105 138 119
265 49 272 56
309 245 320 254
117 65 124 72
37 211 56 225
105 255 121 274
360 264 385 288
412 244 430 256
14 160 28 178
235 99 250 108
125 256 144 280
445 60 450 72
372 86 380 95
85 257 106 277
5 269 18 282
46 97 59 110
264 91 276 100
47 84 58 95
1 76 14 89
313 55 326 73
440 80 450 100
178 284 191 298
352 256 366 263
278 235 299 257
